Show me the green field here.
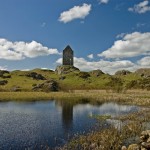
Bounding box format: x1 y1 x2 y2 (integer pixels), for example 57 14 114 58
0 67 149 92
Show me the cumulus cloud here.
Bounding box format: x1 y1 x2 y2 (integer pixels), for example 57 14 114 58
99 0 109 4
59 3 91 23
128 0 150 14
98 32 150 59
138 56 150 67
56 57 136 74
87 54 94 59
116 33 126 39
0 66 7 70
0 38 59 60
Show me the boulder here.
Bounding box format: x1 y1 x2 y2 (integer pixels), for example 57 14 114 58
125 130 150 150
0 70 11 78
127 144 140 150
32 80 59 92
122 146 127 150
141 142 150 149
55 65 80 75
115 70 131 76
59 76 66 80
90 69 104 77
140 130 150 140
0 80 8 85
25 72 46 80
78 72 90 79
135 68 150 78
0 70 9 76
11 86 21 92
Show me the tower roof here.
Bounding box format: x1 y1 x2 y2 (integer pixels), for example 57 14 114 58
63 45 73 52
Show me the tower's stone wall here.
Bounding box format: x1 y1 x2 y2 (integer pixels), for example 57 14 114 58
63 45 74 66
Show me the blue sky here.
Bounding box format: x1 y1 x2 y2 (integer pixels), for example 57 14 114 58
0 0 150 74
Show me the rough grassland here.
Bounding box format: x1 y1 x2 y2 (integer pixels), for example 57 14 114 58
0 68 146 91
0 90 150 106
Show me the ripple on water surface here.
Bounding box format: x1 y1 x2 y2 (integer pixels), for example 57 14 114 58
0 101 140 149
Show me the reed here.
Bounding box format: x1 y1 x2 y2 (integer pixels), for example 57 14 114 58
0 90 149 106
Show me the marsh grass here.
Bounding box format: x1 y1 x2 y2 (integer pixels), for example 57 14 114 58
58 108 150 150
0 90 150 106
0 90 150 149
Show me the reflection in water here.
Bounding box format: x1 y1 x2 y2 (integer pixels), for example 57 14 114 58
0 101 140 149
56 100 73 131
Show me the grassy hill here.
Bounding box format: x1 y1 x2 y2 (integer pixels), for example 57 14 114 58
0 66 149 92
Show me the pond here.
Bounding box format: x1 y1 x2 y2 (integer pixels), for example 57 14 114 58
0 100 140 149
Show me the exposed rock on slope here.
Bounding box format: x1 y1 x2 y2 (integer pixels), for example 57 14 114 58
90 69 104 77
135 68 150 78
24 72 46 80
122 130 150 150
32 80 59 92
0 70 11 78
55 65 80 75
78 72 90 79
115 70 131 76
0 80 8 85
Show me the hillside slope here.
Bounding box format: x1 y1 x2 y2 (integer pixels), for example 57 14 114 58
0 66 150 92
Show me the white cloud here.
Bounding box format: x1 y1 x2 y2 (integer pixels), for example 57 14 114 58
56 57 136 74
99 0 109 4
0 66 7 70
87 54 94 59
128 0 150 14
116 33 126 39
0 38 59 60
138 56 150 67
59 3 91 23
136 23 145 28
98 32 150 59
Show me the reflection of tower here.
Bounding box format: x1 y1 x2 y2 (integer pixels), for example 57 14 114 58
62 103 73 130
55 100 73 130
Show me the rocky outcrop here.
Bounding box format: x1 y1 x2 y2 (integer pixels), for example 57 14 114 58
32 80 59 92
135 68 150 78
90 69 104 77
115 70 131 76
11 86 21 92
55 65 80 75
0 70 11 78
0 80 8 85
78 72 90 79
122 130 150 150
25 72 46 80
140 130 150 149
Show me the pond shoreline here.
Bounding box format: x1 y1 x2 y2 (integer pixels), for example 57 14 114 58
0 90 150 149
0 90 150 106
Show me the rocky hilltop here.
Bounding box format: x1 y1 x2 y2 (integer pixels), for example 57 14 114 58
55 65 80 75
0 67 150 92
135 68 150 78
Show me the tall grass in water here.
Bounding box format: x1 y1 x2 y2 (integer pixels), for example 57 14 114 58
59 109 150 150
0 90 150 106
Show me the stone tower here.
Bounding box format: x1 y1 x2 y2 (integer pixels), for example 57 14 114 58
63 45 74 66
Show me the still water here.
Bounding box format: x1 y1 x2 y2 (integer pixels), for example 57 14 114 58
0 100 139 149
